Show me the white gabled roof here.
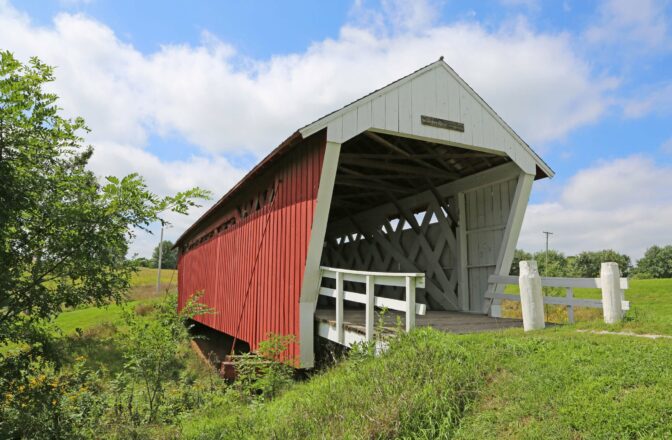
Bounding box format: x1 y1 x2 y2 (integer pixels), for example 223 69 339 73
300 59 553 178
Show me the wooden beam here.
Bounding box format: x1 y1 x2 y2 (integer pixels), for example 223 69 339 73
356 219 455 310
339 156 460 179
456 192 470 312
483 172 534 315
328 162 521 237
298 140 341 368
340 152 494 160
390 197 458 307
364 131 449 173
335 179 409 193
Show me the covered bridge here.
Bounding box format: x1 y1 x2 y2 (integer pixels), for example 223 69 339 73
175 59 553 368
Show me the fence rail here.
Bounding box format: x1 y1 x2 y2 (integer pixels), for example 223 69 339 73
486 263 629 325
319 266 426 344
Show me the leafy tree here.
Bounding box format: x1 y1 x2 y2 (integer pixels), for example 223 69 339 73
0 51 210 344
569 250 632 277
150 240 177 269
132 256 151 267
635 245 672 279
510 249 533 275
531 249 570 277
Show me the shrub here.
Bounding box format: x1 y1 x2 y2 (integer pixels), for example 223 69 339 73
0 354 105 440
233 333 296 402
134 302 156 316
117 291 210 423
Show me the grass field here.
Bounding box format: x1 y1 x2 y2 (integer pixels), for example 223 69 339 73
53 267 177 335
24 274 672 438
182 327 672 439
503 278 672 335
179 278 672 439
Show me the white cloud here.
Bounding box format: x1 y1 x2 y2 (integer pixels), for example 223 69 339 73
623 82 672 118
519 156 672 259
0 1 616 153
661 137 672 154
0 0 620 256
586 0 670 51
499 0 540 10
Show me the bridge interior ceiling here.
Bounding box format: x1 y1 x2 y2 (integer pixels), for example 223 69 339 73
328 132 509 222
322 131 512 311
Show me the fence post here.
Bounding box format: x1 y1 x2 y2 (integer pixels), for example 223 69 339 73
365 275 375 341
600 262 623 324
336 271 344 344
566 287 575 324
519 261 545 331
405 276 416 332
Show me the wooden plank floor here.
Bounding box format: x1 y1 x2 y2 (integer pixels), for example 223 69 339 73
315 308 523 336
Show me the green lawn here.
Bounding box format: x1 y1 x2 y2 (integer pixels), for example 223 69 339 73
17 272 672 438
53 267 177 335
182 326 672 439
179 278 672 439
503 278 672 335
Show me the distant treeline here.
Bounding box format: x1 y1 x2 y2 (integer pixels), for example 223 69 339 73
512 245 672 279
132 240 178 269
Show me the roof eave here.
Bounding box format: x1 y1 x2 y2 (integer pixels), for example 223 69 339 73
174 130 304 248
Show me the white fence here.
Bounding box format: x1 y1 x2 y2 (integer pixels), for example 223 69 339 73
486 261 629 327
318 266 426 344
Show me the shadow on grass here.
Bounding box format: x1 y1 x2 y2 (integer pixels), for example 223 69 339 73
56 323 126 374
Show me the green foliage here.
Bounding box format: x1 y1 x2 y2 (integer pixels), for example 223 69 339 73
531 249 570 277
635 244 672 278
118 292 211 423
0 51 210 345
0 354 106 439
570 249 632 277
132 257 151 267
233 333 296 402
510 249 533 275
150 240 178 269
183 327 672 440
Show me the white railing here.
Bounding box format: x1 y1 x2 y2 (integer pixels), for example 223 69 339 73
319 266 426 344
486 263 629 325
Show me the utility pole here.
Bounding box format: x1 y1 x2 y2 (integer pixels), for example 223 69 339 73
542 231 553 275
156 221 165 294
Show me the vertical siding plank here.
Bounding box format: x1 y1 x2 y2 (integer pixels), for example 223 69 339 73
398 81 413 133
177 133 326 362
342 109 358 141
357 101 372 133
372 94 385 128
385 88 399 132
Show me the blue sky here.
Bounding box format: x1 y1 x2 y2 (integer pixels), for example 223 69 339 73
1 0 671 259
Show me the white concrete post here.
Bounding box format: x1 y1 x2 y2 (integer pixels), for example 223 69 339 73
519 261 545 331
335 271 344 344
365 275 375 341
405 276 416 332
600 262 623 324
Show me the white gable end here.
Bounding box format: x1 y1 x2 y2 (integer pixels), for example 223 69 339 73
300 61 552 177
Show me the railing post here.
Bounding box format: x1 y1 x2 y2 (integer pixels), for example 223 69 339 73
600 262 623 324
519 261 545 331
566 287 575 324
365 275 375 341
405 276 416 332
336 271 344 344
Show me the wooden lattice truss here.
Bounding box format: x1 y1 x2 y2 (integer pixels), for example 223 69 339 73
321 131 533 312
323 194 460 310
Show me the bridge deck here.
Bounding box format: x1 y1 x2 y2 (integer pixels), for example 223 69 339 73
314 308 523 337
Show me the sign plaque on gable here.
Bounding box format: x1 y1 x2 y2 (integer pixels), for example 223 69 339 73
420 115 465 133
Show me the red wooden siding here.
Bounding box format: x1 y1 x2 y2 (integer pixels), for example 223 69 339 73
177 132 326 362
